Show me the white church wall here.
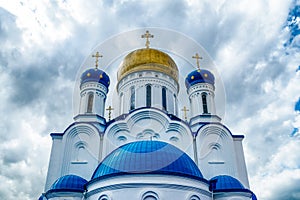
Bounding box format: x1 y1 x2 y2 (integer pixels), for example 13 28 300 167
86 175 211 200
233 138 250 188
45 135 63 191
196 124 238 180
117 71 179 115
59 124 101 181
103 108 194 160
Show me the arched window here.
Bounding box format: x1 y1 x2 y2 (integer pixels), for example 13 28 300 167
130 86 135 111
202 93 208 114
144 196 157 200
142 191 159 200
87 93 94 113
146 85 151 107
162 87 167 110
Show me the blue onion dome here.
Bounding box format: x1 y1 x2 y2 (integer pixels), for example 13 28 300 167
49 174 88 193
80 68 110 88
185 69 215 89
38 195 44 200
210 175 245 191
92 141 203 180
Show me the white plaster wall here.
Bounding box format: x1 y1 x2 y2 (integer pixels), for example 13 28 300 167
117 71 179 116
188 83 215 118
45 136 63 191
233 138 250 188
59 124 101 181
196 125 238 180
103 108 194 161
79 82 108 117
86 174 211 200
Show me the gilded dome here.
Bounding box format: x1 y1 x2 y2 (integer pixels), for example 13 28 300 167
117 48 179 82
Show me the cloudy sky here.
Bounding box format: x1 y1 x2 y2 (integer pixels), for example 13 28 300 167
0 0 299 199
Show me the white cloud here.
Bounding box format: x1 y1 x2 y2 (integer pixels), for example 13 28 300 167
0 0 299 199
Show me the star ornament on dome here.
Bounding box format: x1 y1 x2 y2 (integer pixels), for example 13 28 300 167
192 53 202 70
92 51 103 69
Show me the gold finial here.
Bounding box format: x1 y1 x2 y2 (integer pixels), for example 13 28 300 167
141 30 154 48
192 53 202 69
92 52 103 69
181 106 189 121
106 105 114 120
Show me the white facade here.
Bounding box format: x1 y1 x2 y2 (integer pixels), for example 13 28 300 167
41 44 256 200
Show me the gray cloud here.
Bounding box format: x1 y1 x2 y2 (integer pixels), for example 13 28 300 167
0 1 299 199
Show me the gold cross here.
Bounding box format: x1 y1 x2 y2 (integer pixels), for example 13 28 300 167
141 30 154 48
92 52 103 69
106 105 114 120
181 106 189 121
192 53 202 69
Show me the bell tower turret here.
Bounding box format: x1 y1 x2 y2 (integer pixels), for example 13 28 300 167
185 53 220 126
74 52 110 124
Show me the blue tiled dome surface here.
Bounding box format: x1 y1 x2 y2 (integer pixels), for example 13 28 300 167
80 68 110 88
185 69 215 89
92 141 203 179
210 175 244 190
49 174 87 192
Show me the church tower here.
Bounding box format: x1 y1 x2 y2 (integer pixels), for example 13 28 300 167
117 31 179 116
40 30 257 200
75 52 110 124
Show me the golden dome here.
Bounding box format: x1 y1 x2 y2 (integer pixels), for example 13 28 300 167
117 48 179 82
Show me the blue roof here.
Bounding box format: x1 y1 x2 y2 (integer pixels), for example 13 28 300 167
210 175 245 191
185 69 215 89
49 174 87 193
92 141 203 180
80 68 110 88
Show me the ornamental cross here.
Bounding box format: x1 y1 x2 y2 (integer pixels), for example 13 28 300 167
141 30 154 48
181 106 189 121
192 53 203 69
106 105 114 121
92 51 103 69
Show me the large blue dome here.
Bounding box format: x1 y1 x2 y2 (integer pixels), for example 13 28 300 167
49 174 87 193
80 68 110 88
92 141 203 180
210 175 244 191
185 69 215 89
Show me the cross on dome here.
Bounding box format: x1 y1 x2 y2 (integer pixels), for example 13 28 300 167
181 106 189 121
106 105 114 120
92 51 103 69
141 30 154 48
192 53 202 69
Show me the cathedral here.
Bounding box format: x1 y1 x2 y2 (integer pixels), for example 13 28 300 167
39 30 257 200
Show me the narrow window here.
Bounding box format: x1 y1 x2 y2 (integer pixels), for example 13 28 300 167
87 93 94 113
202 93 208 114
162 87 167 110
146 85 151 107
130 86 135 111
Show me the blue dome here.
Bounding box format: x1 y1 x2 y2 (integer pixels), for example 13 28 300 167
92 141 203 180
185 69 215 89
49 175 87 193
210 175 245 191
80 68 110 88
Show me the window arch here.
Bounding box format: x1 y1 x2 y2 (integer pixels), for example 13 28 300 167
98 194 110 200
130 86 135 111
201 93 208 114
142 191 159 200
146 85 151 107
189 195 201 200
87 92 94 113
162 87 167 110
